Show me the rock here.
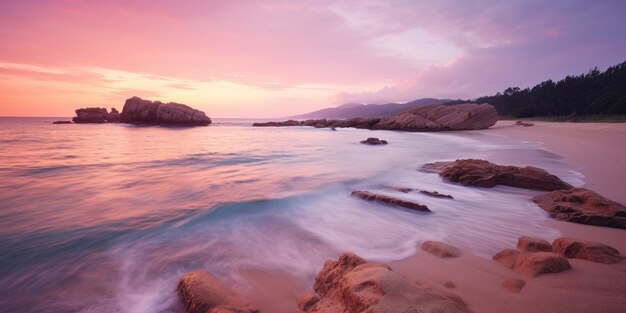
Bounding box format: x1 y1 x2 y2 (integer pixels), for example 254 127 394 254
330 127 337 131
72 107 108 123
297 294 320 312
513 252 572 278
120 96 211 126
421 241 463 258
552 237 623 264
443 281 456 289
517 236 552 252
107 107 120 122
252 119 300 127
515 120 535 127
360 137 388 145
502 278 526 293
532 188 626 229
302 253 473 313
419 190 454 199
52 121 72 124
177 270 257 313
493 249 521 269
254 103 498 132
383 186 413 193
423 159 573 191
351 191 431 212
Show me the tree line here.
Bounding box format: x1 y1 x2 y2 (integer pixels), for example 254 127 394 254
450 61 626 117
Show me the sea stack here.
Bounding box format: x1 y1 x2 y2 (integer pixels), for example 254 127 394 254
120 96 211 126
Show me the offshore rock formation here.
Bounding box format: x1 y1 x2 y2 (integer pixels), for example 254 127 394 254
72 107 109 123
298 253 473 313
422 159 573 191
253 103 498 132
107 107 120 122
120 96 211 126
532 188 626 229
177 270 258 313
351 191 431 212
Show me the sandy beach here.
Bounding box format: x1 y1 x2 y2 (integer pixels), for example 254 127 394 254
243 121 626 313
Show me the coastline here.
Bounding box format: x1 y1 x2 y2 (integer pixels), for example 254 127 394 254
240 120 626 313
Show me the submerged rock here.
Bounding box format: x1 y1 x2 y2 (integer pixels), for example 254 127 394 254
552 237 623 264
532 188 626 229
177 270 257 313
52 121 72 124
419 190 454 199
253 103 498 132
422 159 573 191
351 190 431 212
299 253 473 313
421 241 463 258
72 107 108 123
360 137 388 145
120 96 211 126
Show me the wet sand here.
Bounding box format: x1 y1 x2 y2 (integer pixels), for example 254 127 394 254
239 121 626 313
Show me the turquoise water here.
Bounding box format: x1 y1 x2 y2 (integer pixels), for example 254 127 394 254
0 117 582 312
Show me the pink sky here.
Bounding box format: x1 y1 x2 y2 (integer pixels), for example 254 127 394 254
1 0 625 117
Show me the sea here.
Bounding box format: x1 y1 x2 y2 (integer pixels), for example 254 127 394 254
0 117 583 312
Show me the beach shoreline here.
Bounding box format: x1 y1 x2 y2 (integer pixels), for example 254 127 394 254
241 120 626 313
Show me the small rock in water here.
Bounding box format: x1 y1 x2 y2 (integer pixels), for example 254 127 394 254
360 137 388 145
515 120 535 127
351 190 431 212
177 270 258 313
52 121 72 124
419 190 454 199
421 241 463 258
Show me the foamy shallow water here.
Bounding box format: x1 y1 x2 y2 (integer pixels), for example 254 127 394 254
0 117 582 312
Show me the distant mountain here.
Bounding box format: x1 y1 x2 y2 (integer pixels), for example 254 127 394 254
289 98 450 119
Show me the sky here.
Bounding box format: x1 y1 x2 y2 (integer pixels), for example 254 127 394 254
0 0 625 118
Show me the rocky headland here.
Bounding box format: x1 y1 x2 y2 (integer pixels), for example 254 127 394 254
253 103 499 132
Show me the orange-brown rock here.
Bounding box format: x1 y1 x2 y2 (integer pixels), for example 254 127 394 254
421 241 463 258
552 237 624 264
351 190 431 212
493 249 521 269
502 278 526 293
302 253 473 313
513 252 572 277
517 236 552 252
532 188 626 229
177 270 257 313
423 159 573 191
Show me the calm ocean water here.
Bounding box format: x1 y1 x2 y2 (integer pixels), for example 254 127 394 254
0 117 582 312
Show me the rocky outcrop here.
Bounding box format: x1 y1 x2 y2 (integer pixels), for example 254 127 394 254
360 137 387 145
299 253 473 313
107 107 120 122
517 236 552 252
351 191 431 212
72 107 108 123
421 241 463 258
422 159 573 191
253 103 498 132
177 270 257 313
532 188 626 229
120 96 211 126
552 237 623 264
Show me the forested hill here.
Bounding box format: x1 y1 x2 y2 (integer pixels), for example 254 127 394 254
474 61 626 118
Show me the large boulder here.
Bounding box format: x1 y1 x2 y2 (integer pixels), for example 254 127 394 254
253 103 498 132
120 96 211 126
513 252 572 278
72 107 108 123
422 159 573 191
300 253 473 313
532 188 626 229
177 270 257 313
552 237 623 264
351 190 431 212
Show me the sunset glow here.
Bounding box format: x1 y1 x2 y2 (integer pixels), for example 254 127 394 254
1 0 625 117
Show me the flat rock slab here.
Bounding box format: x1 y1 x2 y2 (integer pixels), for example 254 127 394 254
422 159 573 191
421 241 463 258
351 191 431 212
553 237 624 264
533 188 626 229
